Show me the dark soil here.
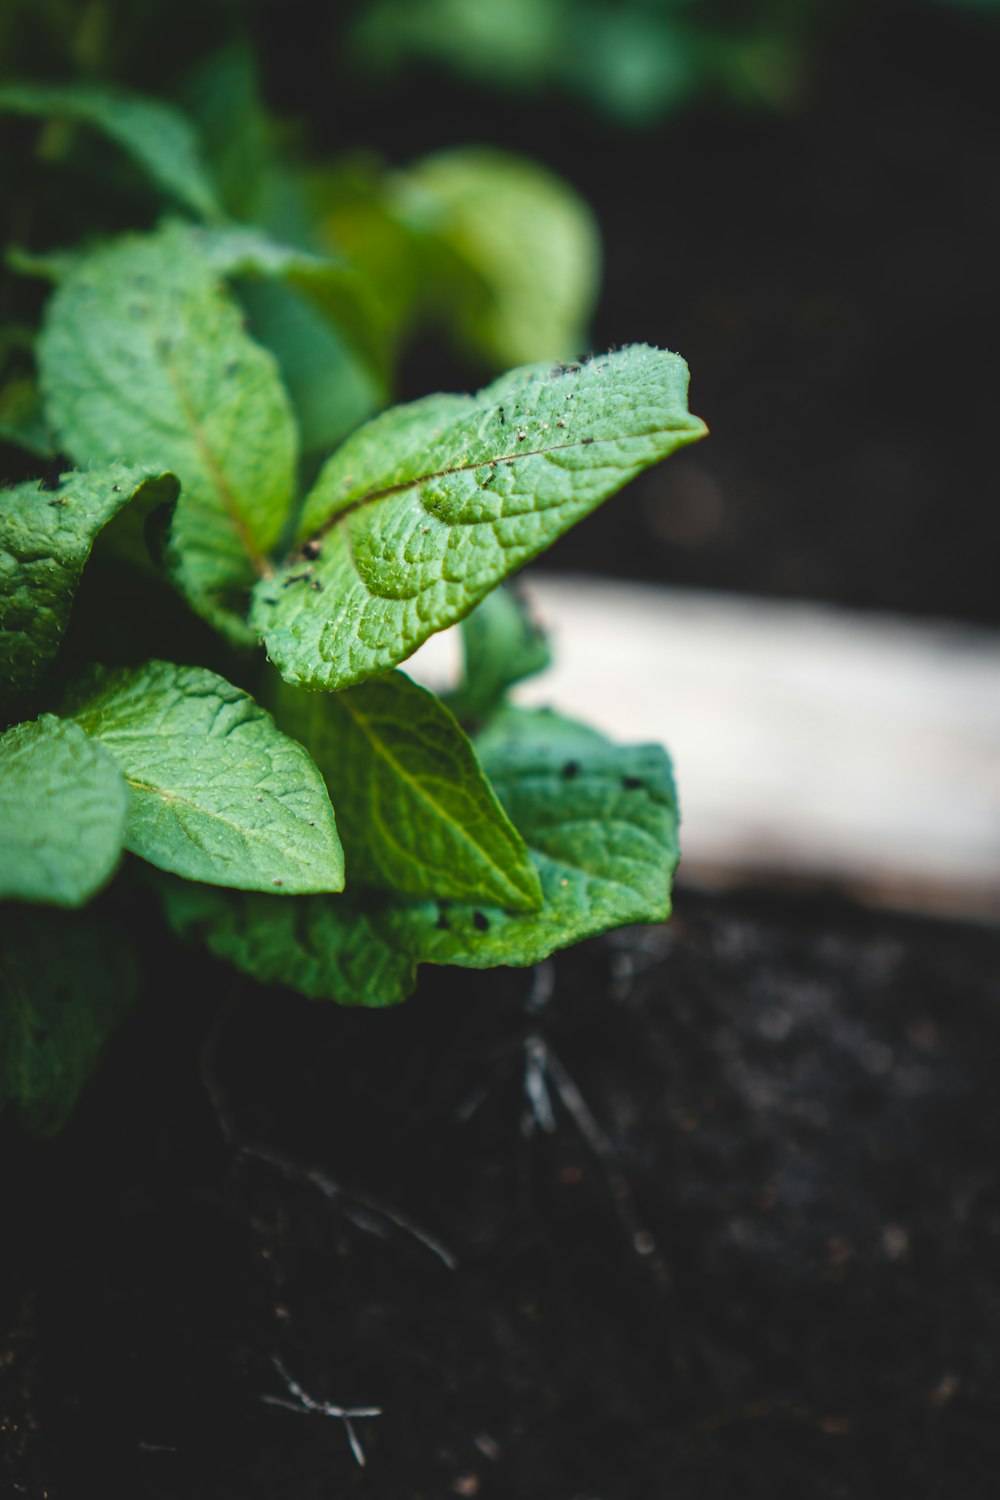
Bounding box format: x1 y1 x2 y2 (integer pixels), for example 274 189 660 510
4 885 1000 1498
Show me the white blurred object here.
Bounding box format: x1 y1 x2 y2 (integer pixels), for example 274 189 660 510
408 575 1000 920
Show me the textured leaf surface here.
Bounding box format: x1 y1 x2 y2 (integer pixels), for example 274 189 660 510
70 662 343 893
0 908 137 1136
37 226 298 633
0 715 127 907
377 706 679 968
405 148 601 367
253 345 706 690
274 671 541 907
446 583 550 723
0 464 178 711
161 880 415 1008
0 82 221 219
163 707 679 1003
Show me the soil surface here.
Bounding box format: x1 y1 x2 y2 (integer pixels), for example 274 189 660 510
4 885 1000 1498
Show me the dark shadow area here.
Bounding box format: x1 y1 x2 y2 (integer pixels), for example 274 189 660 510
4 887 1000 1498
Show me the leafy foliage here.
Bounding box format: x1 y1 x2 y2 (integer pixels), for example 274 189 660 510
0 80 222 218
0 715 127 907
272 670 540 908
346 0 842 123
253 345 705 691
399 148 601 369
38 224 299 637
69 662 344 894
378 705 680 969
0 22 705 1135
0 463 177 712
446 584 551 724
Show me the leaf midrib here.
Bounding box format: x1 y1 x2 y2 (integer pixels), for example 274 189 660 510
306 417 703 542
124 775 310 858
337 693 539 909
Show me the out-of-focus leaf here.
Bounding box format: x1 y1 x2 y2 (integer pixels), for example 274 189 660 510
401 147 601 367
446 582 551 723
0 80 221 218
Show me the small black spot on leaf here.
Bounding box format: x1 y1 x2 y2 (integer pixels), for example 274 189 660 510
622 776 643 790
562 760 580 779
472 910 490 932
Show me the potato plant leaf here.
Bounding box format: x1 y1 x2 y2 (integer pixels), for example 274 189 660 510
69 662 343 894
161 880 415 1008
37 225 298 635
171 222 389 454
162 707 678 1005
376 705 679 969
273 670 542 908
0 81 221 219
241 279 385 458
175 223 346 281
0 464 178 713
0 908 138 1137
446 582 551 723
403 147 601 368
253 344 706 690
0 715 127 907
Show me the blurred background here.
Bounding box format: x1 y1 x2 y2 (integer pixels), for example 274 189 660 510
3 0 999 912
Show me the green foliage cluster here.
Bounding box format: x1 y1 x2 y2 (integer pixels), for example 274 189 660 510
0 47 705 1135
347 0 841 122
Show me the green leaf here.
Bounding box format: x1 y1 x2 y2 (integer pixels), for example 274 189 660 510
306 158 429 362
37 225 298 635
0 81 222 219
240 279 384 457
0 907 137 1136
6 243 82 283
376 705 679 968
167 222 388 454
0 715 127 907
0 464 178 712
181 44 273 223
162 706 679 1004
403 147 601 368
446 582 551 723
69 661 343 894
161 879 415 1008
252 344 706 691
273 670 542 908
174 222 347 283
